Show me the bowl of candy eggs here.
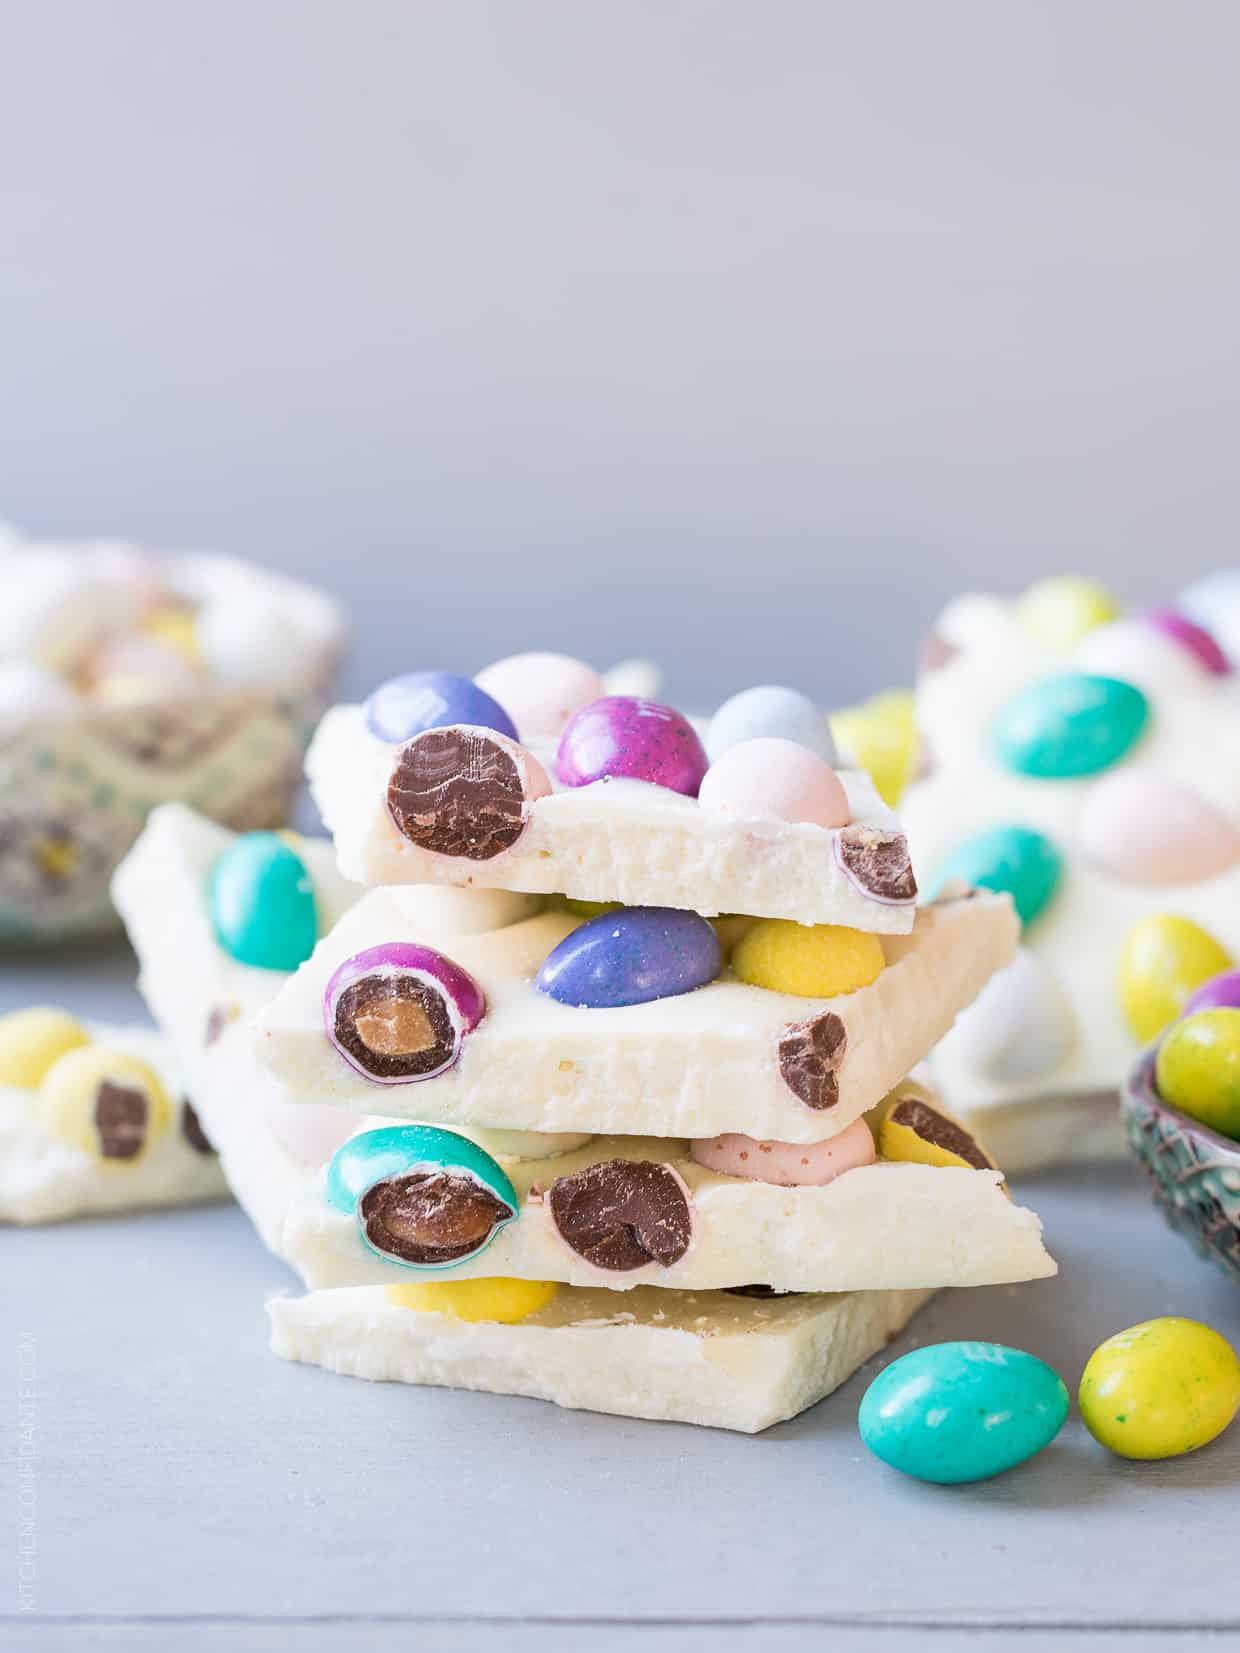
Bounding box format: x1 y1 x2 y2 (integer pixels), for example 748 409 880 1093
1122 970 1240 1282
0 529 344 941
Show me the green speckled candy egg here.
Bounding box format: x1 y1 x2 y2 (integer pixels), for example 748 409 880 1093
1118 915 1233 1043
930 825 1062 926
1080 1318 1240 1459
207 832 318 970
994 674 1149 779
1155 1009 1240 1138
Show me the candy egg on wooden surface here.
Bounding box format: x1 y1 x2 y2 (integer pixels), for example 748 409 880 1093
384 1277 558 1324
1183 968 1240 1016
930 824 1061 927
933 948 1075 1084
705 685 836 764
858 1341 1069 1484
1079 1318 1240 1460
1154 1009 1240 1138
555 696 708 796
324 942 486 1083
1016 575 1118 649
35 1045 172 1164
698 738 850 828
1144 609 1230 676
365 670 518 745
0 1007 91 1088
1118 914 1234 1042
536 907 721 1009
994 673 1149 779
690 1116 875 1186
207 833 319 972
472 652 603 740
1078 768 1240 887
731 919 885 998
1179 568 1240 667
385 727 551 860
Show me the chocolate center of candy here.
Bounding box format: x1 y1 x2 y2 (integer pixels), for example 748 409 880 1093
889 1097 992 1170
94 1082 148 1160
181 1100 215 1156
778 1012 847 1110
359 1170 512 1264
333 975 456 1079
837 827 918 903
387 727 528 860
548 1159 692 1271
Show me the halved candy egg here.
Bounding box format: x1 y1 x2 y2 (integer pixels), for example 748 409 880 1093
364 670 518 744
536 907 721 1009
324 943 486 1083
873 1081 997 1172
554 696 708 796
36 1045 172 1164
385 726 551 859
547 1158 693 1270
327 1124 518 1269
207 832 318 971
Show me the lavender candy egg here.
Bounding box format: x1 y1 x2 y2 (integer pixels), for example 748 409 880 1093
1144 610 1230 676
364 670 518 745
706 685 836 764
1183 969 1240 1017
537 907 722 1009
324 943 486 1084
555 696 708 796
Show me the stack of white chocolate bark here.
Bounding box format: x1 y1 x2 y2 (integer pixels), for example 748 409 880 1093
114 661 1054 1432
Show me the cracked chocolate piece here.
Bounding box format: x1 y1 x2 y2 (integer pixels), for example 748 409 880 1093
549 1159 692 1271
778 1012 847 1110
181 1100 215 1155
359 1170 513 1265
386 727 537 860
884 1096 995 1172
836 826 917 904
94 1082 148 1161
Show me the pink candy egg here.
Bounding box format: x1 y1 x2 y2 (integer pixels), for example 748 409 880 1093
264 1096 360 1165
698 737 851 829
1144 609 1230 676
474 652 605 740
1078 767 1240 887
690 1116 875 1187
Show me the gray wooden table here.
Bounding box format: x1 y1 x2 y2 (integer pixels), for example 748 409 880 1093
4 939 1238 1653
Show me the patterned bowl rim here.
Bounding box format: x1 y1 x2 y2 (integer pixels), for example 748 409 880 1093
1120 1045 1240 1163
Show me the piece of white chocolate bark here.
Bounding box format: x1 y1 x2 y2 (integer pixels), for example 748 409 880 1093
307 704 918 929
269 1282 936 1433
254 887 1018 1143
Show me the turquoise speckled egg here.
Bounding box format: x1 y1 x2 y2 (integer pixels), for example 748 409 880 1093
994 674 1149 780
858 1341 1069 1484
207 833 318 971
930 825 1062 927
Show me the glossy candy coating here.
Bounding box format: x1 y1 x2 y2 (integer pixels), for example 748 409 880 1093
1144 609 1230 676
555 696 708 796
384 1277 558 1324
364 670 517 745
0 1007 90 1089
207 833 318 971
536 907 721 1009
690 1116 874 1186
1078 768 1240 887
35 1045 171 1163
698 738 850 829
1118 915 1234 1042
1155 1010 1240 1139
324 942 486 1084
859 1341 1068 1484
930 825 1062 927
706 685 836 764
828 690 917 807
875 1082 997 1171
994 673 1149 779
934 948 1076 1083
1183 968 1240 1016
731 919 885 999
1079 1318 1240 1459
1016 575 1118 648
473 653 604 740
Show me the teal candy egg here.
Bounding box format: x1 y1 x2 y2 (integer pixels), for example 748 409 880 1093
994 674 1149 779
931 825 1062 926
207 833 318 970
858 1341 1069 1484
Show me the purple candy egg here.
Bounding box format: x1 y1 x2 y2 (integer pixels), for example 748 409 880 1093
324 942 486 1084
364 671 518 744
1182 968 1240 1017
1144 610 1230 677
555 696 709 796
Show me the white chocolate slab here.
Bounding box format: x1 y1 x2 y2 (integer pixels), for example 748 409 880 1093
0 1024 226 1224
254 887 1018 1143
307 703 918 929
269 1282 936 1433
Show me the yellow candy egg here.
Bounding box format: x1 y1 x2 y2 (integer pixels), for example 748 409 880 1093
828 690 917 807
36 1045 171 1164
0 1007 91 1089
1017 575 1118 649
874 1080 998 1172
732 920 885 998
1079 1318 1240 1460
140 605 202 665
384 1277 559 1325
1118 915 1233 1042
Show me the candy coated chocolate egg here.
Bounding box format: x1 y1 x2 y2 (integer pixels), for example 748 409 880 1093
325 942 486 1083
386 726 551 861
732 919 885 998
1144 609 1229 676
207 833 318 971
264 1097 360 1165
1118 914 1233 1042
536 907 721 1008
698 738 850 829
385 1276 558 1323
555 696 708 795
1079 1318 1240 1459
1078 768 1240 887
875 1082 997 1171
690 1116 875 1186
36 1045 171 1164
1179 569 1240 667
859 1342 1068 1484
1183 968 1240 1016
828 691 917 807
934 949 1075 1083
0 1007 90 1089
1155 1010 1240 1138
365 670 517 744
1016 575 1118 648
994 674 1149 779
930 825 1061 927
473 652 604 739
706 685 836 764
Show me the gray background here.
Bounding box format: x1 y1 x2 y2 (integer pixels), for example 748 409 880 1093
2 0 1239 706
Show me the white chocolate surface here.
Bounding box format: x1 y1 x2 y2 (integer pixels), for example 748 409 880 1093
254 888 1018 1143
307 703 918 928
269 1282 936 1434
